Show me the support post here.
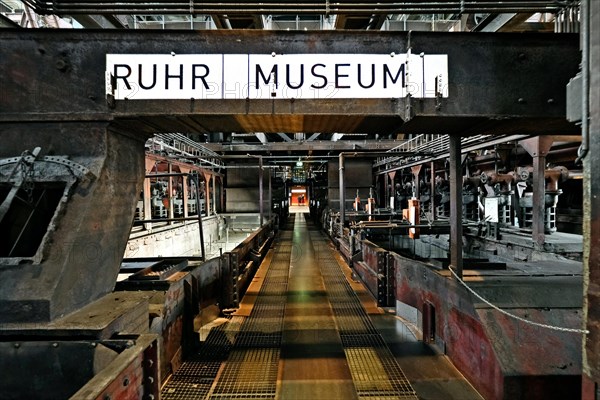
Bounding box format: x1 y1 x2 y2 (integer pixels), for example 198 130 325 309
168 162 174 224
212 173 217 214
259 155 264 226
449 134 463 279
520 136 554 248
194 174 206 261
532 153 546 247
182 175 189 219
339 153 345 230
388 171 396 211
411 165 422 198
430 161 437 220
268 167 272 220
143 173 153 231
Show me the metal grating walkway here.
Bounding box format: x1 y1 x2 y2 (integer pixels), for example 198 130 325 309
162 215 417 399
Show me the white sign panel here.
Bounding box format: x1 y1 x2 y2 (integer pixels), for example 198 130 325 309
106 53 448 100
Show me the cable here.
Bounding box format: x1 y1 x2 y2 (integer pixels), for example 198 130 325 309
449 267 589 334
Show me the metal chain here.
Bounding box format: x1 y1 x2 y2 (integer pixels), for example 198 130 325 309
449 268 589 334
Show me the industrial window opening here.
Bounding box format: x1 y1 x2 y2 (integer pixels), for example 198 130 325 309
0 182 66 258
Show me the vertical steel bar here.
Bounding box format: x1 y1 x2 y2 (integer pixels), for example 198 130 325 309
259 155 264 226
268 167 272 220
430 161 437 220
339 153 345 230
168 162 174 224
212 173 217 214
532 153 546 247
194 174 206 261
449 134 463 279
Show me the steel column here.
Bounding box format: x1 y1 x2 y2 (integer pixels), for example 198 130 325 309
532 153 546 247
339 153 345 228
268 167 272 220
259 156 264 226
449 134 463 279
430 161 437 220
212 172 217 214
411 165 422 198
520 136 554 247
388 171 396 211
194 174 206 261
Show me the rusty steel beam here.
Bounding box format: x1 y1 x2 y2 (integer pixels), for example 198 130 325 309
0 30 579 136
449 134 463 279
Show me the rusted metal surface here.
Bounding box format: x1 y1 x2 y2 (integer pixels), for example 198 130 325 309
0 335 159 400
449 134 463 278
0 125 147 323
72 334 160 400
0 30 579 136
392 253 583 400
117 257 228 380
228 218 275 307
355 239 393 307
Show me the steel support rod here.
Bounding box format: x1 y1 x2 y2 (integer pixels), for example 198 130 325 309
339 153 346 230
449 134 463 279
259 155 264 226
532 154 546 247
212 173 217 214
268 167 272 220
430 161 437 220
194 174 206 261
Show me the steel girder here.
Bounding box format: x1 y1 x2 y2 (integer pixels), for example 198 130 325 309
0 29 579 136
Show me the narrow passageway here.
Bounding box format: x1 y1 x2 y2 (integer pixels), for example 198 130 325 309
162 214 480 400
278 213 359 399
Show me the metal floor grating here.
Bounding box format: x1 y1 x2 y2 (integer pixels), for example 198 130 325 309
310 223 418 400
164 217 417 400
207 227 292 400
163 225 292 400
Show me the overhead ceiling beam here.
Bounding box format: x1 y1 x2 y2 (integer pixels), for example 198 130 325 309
203 139 404 153
21 1 564 16
1 30 580 137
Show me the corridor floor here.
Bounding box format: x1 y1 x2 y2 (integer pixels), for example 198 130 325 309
162 214 483 399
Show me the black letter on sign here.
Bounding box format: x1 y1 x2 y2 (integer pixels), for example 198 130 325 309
357 64 375 89
256 65 278 89
138 64 157 90
311 64 327 89
383 63 405 88
165 64 184 90
335 64 351 89
286 64 304 89
114 64 132 90
192 64 210 90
